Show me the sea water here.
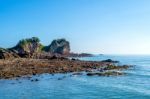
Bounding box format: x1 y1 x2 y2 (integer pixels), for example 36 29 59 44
0 55 150 99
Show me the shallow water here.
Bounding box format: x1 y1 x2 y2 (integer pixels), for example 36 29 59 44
0 55 150 99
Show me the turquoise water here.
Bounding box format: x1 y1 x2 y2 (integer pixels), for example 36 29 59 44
0 55 150 99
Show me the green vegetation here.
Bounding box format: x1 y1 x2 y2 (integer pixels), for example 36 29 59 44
6 37 70 55
39 44 45 51
17 37 40 47
42 38 70 52
0 48 7 52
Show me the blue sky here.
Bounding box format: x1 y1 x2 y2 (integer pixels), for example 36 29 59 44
0 0 150 54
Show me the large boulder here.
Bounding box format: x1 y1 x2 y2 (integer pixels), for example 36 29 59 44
0 48 20 59
10 37 43 58
44 39 70 55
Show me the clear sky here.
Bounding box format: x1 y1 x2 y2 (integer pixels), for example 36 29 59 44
0 0 150 54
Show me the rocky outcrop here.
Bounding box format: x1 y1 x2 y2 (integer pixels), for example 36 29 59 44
87 71 126 76
44 39 70 55
10 37 43 58
0 37 71 59
69 53 94 57
101 59 119 63
0 58 132 79
0 48 20 59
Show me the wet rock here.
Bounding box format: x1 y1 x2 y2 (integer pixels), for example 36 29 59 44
18 81 22 83
101 59 119 63
58 78 63 80
103 65 130 70
57 76 66 80
69 53 93 57
31 78 39 82
48 55 68 60
35 79 39 81
71 58 76 61
0 58 131 79
72 72 83 75
87 71 126 77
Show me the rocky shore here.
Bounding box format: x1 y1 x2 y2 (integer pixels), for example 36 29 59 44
0 37 133 79
0 57 132 79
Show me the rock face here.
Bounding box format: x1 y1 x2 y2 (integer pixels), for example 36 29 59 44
0 48 19 59
0 37 71 59
11 37 43 58
45 39 70 55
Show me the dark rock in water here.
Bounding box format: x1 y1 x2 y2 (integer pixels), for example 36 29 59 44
31 78 39 82
51 74 55 76
87 73 95 76
72 72 83 75
44 38 70 55
35 79 39 81
57 76 66 80
87 71 126 77
58 78 63 80
71 58 76 61
103 65 130 70
69 53 94 57
101 59 119 63
0 48 20 59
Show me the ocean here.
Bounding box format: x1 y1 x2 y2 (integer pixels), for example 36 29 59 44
0 55 150 99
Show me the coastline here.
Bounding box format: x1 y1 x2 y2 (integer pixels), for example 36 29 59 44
0 57 131 79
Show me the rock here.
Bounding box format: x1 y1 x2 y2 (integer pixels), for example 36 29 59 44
72 72 83 75
103 65 130 70
71 58 76 60
87 71 126 77
35 79 39 81
31 78 39 82
0 48 20 59
101 59 119 63
0 58 131 79
48 55 58 59
1 37 71 59
10 37 43 58
69 53 94 57
44 38 70 55
48 55 69 60
57 76 66 80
